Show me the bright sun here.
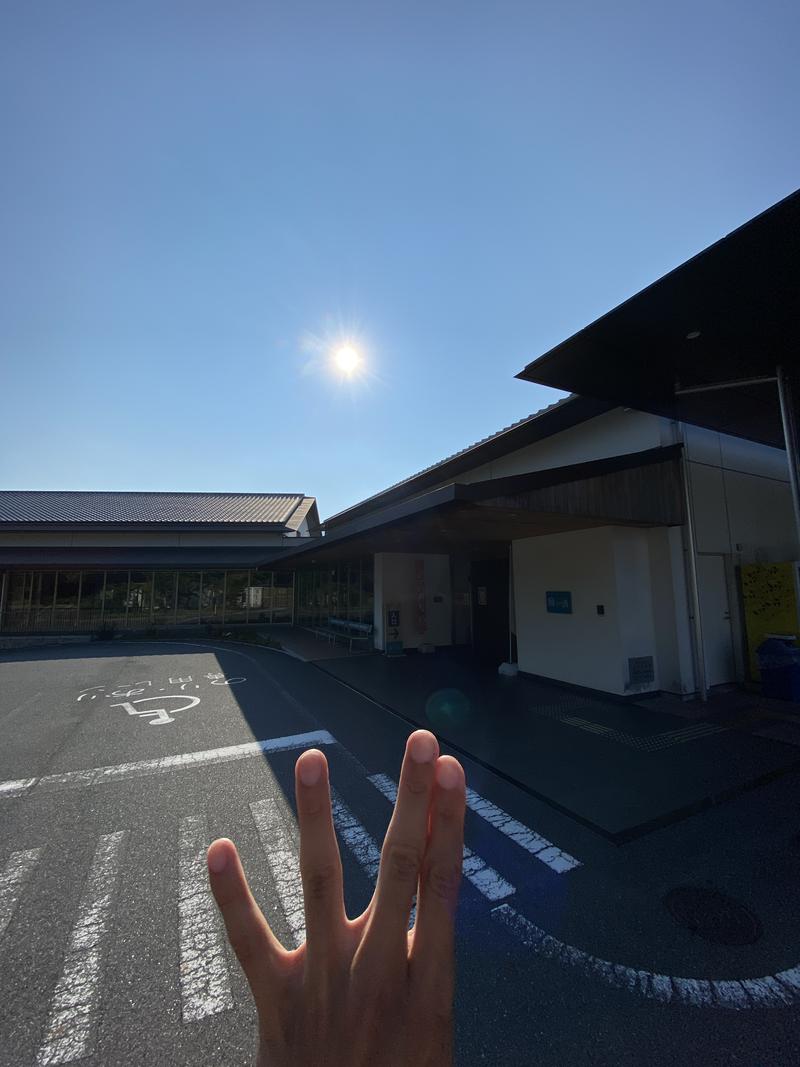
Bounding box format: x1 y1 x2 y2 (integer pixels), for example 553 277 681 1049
333 344 361 375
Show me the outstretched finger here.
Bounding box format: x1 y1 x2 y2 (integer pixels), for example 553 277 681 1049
362 730 439 960
410 756 465 970
207 838 285 999
295 748 346 961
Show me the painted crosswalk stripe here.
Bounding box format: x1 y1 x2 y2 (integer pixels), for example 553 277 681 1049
178 816 234 1023
36 832 125 1065
0 848 42 939
367 773 515 903
0 730 336 800
330 788 421 927
465 788 581 873
330 789 382 880
250 798 306 947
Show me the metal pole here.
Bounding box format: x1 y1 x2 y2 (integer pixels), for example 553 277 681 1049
681 439 708 702
0 571 7 632
777 366 800 556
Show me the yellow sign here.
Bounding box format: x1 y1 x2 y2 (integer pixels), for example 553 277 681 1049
740 562 798 679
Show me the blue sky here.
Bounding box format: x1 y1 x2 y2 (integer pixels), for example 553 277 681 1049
1 1 798 520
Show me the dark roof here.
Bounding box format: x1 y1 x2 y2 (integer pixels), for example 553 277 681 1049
324 394 610 528
0 546 291 570
517 189 800 448
0 491 317 530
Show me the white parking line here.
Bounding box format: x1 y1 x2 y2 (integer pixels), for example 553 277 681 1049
250 798 306 947
0 848 42 939
36 832 126 1064
465 788 581 874
0 730 336 800
367 773 515 903
178 816 234 1024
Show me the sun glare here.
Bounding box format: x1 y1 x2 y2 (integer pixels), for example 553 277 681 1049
334 344 361 376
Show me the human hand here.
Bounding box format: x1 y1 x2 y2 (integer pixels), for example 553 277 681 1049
207 730 466 1066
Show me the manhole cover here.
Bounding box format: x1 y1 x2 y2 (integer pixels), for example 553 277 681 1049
663 886 763 946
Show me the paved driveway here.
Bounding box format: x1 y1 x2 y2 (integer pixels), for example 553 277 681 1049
1 640 799 1065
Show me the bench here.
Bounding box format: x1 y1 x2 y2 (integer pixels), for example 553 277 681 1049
310 617 374 651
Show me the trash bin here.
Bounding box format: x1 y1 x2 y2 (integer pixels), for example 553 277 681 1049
756 637 800 701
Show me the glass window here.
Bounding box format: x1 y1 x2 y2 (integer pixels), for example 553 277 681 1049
224 571 249 623
29 572 57 630
78 572 105 630
247 571 273 623
52 571 80 630
273 571 293 622
361 556 374 624
200 571 224 623
103 572 130 626
153 571 176 624
128 571 153 628
176 572 201 624
4 572 36 631
348 561 361 619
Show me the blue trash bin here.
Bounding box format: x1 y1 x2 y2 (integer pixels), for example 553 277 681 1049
756 637 800 701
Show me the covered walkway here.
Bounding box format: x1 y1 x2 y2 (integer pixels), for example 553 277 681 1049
313 649 800 842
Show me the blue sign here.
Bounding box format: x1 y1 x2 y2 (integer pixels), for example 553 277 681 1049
546 591 572 614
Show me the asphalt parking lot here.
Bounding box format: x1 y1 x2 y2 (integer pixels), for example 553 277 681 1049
1 639 799 1066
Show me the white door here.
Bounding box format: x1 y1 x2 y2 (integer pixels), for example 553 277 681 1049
697 554 735 686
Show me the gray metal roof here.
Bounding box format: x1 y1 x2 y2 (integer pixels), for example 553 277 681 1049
0 491 314 528
324 394 610 527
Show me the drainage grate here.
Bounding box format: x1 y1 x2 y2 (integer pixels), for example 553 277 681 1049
663 885 763 946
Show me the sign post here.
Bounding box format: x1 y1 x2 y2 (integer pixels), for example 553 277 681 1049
385 607 404 657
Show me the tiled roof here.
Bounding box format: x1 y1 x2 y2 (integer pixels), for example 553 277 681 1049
0 491 313 528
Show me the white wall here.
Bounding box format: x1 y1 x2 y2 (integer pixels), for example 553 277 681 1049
646 527 696 695
513 525 664 696
683 424 795 561
429 408 665 488
513 527 622 693
372 552 452 650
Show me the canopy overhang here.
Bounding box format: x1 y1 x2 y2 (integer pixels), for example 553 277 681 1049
516 189 800 449
269 445 684 566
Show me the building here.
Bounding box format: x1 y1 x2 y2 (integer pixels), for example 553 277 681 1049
278 398 794 697
2 190 798 702
0 491 319 632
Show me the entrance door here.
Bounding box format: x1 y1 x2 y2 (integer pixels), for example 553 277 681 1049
697 554 736 686
470 558 509 666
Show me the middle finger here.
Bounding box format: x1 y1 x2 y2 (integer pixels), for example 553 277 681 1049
362 730 439 954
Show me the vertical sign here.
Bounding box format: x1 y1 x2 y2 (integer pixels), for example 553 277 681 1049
386 607 403 656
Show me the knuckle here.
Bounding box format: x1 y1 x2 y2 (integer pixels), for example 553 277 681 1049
403 773 429 797
384 842 423 884
423 860 461 904
305 861 339 902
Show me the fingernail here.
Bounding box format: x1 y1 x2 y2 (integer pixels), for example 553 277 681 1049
207 842 229 874
409 731 437 764
298 749 323 787
436 758 462 790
